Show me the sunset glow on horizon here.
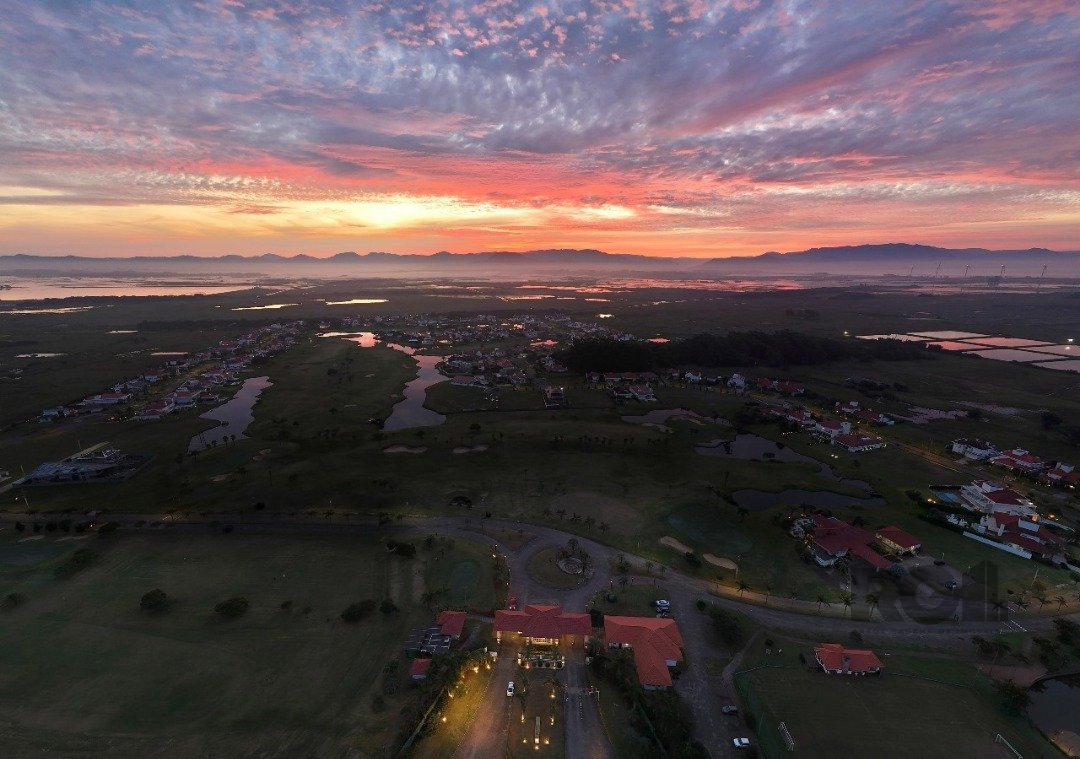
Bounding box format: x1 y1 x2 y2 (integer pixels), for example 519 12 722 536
1 1 1078 258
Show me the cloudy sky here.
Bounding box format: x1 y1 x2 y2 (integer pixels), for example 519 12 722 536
0 0 1077 257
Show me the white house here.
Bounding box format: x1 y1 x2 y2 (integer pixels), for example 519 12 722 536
959 480 1038 517
951 439 998 460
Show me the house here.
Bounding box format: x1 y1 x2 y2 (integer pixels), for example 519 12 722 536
91 391 132 406
813 418 851 439
542 385 566 407
683 371 702 383
978 514 1065 559
833 433 885 453
409 658 433 680
628 384 656 402
777 381 806 396
756 377 779 391
604 616 685 690
40 407 68 422
875 526 921 556
436 610 467 639
727 373 747 391
989 449 1046 473
959 480 1038 517
1043 464 1080 488
493 604 591 645
814 643 884 675
171 389 201 407
951 439 998 460
135 399 175 420
796 514 894 571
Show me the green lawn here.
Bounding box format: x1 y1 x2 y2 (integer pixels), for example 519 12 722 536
736 654 1057 759
0 529 494 757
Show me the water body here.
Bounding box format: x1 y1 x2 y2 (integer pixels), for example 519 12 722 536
733 488 886 511
327 331 447 431
188 376 272 452
1028 675 1080 746
0 278 250 301
696 433 815 464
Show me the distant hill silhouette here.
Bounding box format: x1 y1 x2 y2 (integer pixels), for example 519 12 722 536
2 243 1078 277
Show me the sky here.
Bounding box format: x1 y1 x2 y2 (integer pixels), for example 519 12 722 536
0 0 1078 258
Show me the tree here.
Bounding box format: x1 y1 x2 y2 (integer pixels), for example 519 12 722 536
865 593 880 619
214 596 250 619
737 581 750 597
341 599 376 623
993 680 1031 715
140 589 170 614
380 598 398 615
1 592 27 610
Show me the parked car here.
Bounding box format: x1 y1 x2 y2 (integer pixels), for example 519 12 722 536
733 737 752 749
506 681 515 697
721 706 739 715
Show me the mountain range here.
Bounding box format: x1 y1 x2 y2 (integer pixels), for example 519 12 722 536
2 243 1078 278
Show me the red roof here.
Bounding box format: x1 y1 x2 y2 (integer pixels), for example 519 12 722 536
437 610 467 638
409 658 433 678
493 604 591 638
814 643 883 674
604 616 684 687
876 526 921 551
849 544 892 570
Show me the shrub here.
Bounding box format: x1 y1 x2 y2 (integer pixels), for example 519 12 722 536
140 589 170 614
341 599 376 623
695 599 706 612
214 596 250 619
1 592 27 610
380 598 398 615
55 548 97 578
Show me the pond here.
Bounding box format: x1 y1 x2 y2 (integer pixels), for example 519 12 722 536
732 488 886 511
622 408 717 426
188 376 271 452
696 433 816 464
1028 675 1080 749
325 331 447 431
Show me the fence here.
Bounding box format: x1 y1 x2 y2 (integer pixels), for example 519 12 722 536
732 666 795 758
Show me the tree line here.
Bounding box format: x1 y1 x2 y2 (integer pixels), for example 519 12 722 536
554 331 928 372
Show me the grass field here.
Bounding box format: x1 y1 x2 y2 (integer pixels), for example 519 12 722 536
0 528 494 758
736 655 1057 759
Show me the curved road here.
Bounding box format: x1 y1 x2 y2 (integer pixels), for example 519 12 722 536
5 511 1076 758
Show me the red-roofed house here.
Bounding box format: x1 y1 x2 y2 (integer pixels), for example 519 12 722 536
604 616 685 689
951 439 998 460
978 514 1065 560
959 480 1038 517
814 643 883 675
875 527 922 556
833 433 885 453
493 604 592 645
1042 464 1080 488
989 449 1046 473
813 418 851 439
437 610 467 639
409 658 433 680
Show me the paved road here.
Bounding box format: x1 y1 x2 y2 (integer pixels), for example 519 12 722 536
7 510 1077 758
453 640 517 759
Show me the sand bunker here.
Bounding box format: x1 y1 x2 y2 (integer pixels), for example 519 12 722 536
384 445 427 454
660 536 694 554
453 444 489 454
704 554 738 571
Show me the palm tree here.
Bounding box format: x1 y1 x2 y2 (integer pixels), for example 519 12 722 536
737 581 750 597
1055 595 1068 610
763 584 773 606
816 594 829 614
840 592 854 618
865 593 880 620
